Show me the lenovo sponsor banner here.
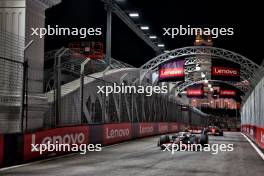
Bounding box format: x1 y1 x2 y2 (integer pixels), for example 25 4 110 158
249 125 255 139
187 85 204 98
211 60 240 81
158 123 169 134
212 67 240 77
24 126 89 161
0 134 3 166
241 124 250 134
138 123 155 137
103 123 132 145
219 90 236 98
178 123 187 130
256 127 264 149
169 123 179 132
242 124 264 149
159 58 185 82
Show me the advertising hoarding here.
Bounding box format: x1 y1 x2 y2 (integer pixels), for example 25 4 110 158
24 126 89 161
103 123 132 145
159 58 185 82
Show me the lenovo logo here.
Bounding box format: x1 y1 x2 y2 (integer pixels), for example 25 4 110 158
220 90 236 96
140 126 154 135
212 67 240 76
187 89 203 96
106 128 130 139
31 133 86 145
261 131 264 143
170 124 178 131
250 128 254 136
159 124 168 132
159 68 184 78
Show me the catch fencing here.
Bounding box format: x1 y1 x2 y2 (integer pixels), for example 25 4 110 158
241 68 264 149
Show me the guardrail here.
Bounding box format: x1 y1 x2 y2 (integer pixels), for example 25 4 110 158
0 122 197 167
241 124 264 150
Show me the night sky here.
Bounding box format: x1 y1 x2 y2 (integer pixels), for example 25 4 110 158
45 0 263 67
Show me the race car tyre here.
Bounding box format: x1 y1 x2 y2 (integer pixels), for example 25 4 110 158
159 135 170 146
190 136 198 144
219 131 224 136
199 134 208 146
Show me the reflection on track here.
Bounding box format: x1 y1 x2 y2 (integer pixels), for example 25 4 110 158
0 132 263 176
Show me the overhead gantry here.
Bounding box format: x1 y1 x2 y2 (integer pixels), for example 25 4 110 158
140 46 261 99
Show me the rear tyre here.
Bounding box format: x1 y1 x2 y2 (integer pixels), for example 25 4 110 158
199 134 208 146
190 136 197 144
158 135 170 148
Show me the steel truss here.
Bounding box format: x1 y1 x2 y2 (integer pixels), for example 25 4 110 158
141 46 260 95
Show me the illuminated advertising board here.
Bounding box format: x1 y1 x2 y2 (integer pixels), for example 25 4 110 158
219 90 236 98
211 60 240 81
187 85 204 98
159 58 185 82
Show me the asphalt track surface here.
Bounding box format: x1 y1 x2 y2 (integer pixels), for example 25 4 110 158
1 132 263 176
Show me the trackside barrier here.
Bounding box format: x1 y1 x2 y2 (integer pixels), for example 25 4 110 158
241 124 264 149
103 123 132 145
169 123 179 132
23 126 89 161
3 133 24 166
241 75 264 150
138 123 155 137
0 134 3 167
158 123 169 134
0 122 198 167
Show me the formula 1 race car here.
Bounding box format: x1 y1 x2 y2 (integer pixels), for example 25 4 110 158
157 129 209 149
205 126 223 136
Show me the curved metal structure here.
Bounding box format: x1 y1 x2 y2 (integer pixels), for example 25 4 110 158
176 79 247 94
142 46 259 72
141 46 260 95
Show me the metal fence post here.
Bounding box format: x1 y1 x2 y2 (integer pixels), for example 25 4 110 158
80 58 90 124
21 40 33 132
54 48 68 127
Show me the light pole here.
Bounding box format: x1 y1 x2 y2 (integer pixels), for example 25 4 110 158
105 0 112 66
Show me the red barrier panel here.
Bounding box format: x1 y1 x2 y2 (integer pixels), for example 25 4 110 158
138 123 155 137
103 123 132 145
242 124 264 150
24 126 89 161
241 124 251 135
169 123 179 132
256 127 264 149
178 123 188 130
246 125 250 134
0 134 3 166
158 123 169 134
250 126 255 138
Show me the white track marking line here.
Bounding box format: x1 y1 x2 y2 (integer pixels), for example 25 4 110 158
241 132 264 160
